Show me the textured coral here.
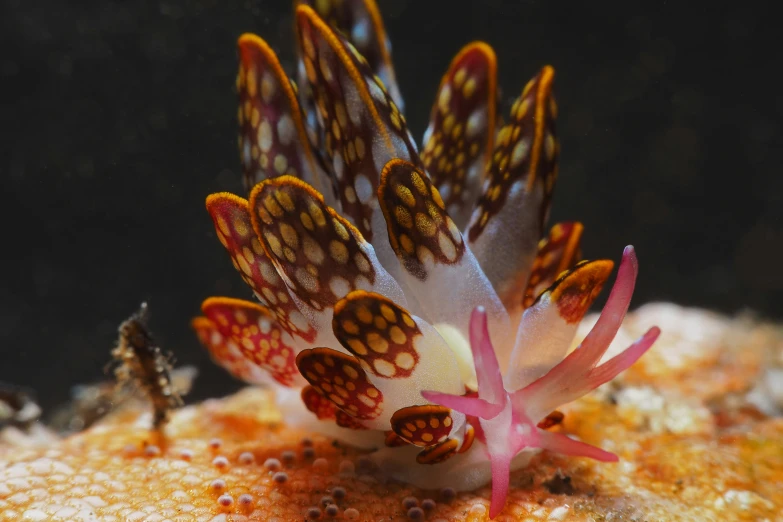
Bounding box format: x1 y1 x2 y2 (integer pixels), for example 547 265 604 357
2 303 782 521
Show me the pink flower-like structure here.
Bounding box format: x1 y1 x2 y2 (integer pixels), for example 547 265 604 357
192 1 660 517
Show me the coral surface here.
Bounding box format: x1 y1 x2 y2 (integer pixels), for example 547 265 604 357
2 303 782 521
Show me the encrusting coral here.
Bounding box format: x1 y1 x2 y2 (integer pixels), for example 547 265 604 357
2 304 783 521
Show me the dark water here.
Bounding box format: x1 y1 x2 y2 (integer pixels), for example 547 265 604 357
1 0 780 411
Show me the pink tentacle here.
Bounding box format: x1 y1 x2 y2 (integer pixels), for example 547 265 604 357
488 452 512 518
421 391 503 419
470 306 505 404
570 245 638 369
513 246 644 417
425 253 655 520
538 430 618 462
588 327 660 385
422 306 507 420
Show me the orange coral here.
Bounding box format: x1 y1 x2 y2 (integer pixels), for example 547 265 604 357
2 304 782 521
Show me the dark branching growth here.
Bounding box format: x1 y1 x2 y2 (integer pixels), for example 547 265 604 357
50 366 197 434
0 382 41 431
543 470 575 495
112 302 182 429
48 381 116 433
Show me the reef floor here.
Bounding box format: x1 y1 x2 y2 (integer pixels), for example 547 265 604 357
2 303 783 521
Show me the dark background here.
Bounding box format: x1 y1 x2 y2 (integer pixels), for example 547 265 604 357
2 0 781 412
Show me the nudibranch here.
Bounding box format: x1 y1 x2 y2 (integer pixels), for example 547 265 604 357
192 0 660 517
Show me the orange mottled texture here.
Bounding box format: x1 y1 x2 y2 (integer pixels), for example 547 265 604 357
3 303 783 521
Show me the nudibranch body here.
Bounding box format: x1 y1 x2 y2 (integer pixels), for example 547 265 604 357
192 0 660 517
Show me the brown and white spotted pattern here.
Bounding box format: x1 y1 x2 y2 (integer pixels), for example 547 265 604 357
421 42 496 227
335 410 370 430
200 297 299 386
390 405 455 447
378 159 465 280
295 0 403 111
384 430 410 447
415 438 461 465
407 418 474 465
248 176 377 312
295 4 419 241
205 193 316 342
468 66 558 242
237 34 330 197
332 290 421 378
191 317 267 385
545 259 613 324
296 347 383 420
523 222 583 309
301 385 337 420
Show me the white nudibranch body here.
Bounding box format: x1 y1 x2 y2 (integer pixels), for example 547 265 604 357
194 3 660 518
